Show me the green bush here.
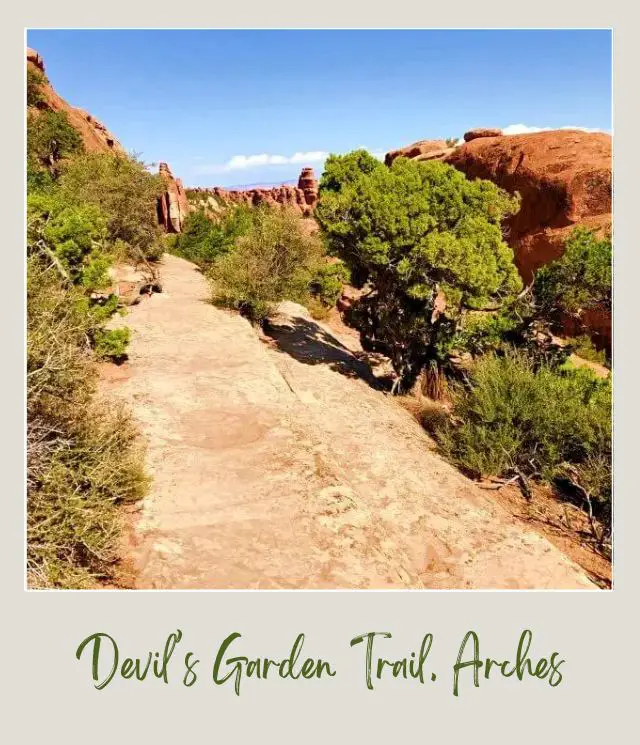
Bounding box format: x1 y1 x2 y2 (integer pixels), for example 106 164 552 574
27 110 84 169
27 192 111 290
25 106 156 587
453 306 522 357
27 158 55 193
435 350 611 523
27 67 46 107
309 261 350 307
316 150 522 389
93 327 131 361
209 208 325 322
57 152 165 262
534 227 612 316
171 205 254 268
27 258 147 587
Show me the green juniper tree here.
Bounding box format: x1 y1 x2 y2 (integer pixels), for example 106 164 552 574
316 150 522 391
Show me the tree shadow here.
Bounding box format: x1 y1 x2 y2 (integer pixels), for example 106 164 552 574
263 315 389 390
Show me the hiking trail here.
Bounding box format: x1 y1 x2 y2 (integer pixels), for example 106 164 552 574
103 253 595 589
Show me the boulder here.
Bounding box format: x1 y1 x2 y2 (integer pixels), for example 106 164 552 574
385 139 450 166
463 128 503 142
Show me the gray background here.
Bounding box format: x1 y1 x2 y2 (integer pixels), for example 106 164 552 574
3 5 637 742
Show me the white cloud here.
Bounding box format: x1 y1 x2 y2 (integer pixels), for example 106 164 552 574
193 146 391 175
195 150 329 174
502 123 608 136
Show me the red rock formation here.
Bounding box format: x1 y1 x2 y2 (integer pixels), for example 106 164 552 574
190 168 319 217
385 128 612 283
445 129 612 281
297 167 319 206
27 47 123 155
383 128 613 348
385 139 454 166
157 163 190 233
463 128 503 142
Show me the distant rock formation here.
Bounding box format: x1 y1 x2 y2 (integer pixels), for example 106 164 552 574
297 167 319 206
189 168 319 217
27 47 123 155
157 163 190 233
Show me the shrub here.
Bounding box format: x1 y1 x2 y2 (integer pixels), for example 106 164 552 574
27 158 55 193
454 306 522 357
171 205 254 268
316 151 522 390
400 395 450 434
445 137 458 148
27 110 84 169
435 350 611 523
93 327 131 361
27 192 111 290
209 208 325 322
309 261 350 307
57 152 165 262
27 67 46 107
27 258 147 587
534 227 612 317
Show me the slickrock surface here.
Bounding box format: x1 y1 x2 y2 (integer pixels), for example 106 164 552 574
105 254 595 590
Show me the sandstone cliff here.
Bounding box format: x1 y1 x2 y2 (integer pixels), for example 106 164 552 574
385 128 611 282
157 162 190 233
445 128 612 282
27 48 123 155
384 127 612 348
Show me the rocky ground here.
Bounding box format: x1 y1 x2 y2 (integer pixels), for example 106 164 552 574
101 254 596 590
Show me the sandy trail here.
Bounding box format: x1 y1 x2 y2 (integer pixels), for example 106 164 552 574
104 254 594 589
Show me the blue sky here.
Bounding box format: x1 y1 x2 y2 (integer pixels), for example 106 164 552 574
27 29 612 187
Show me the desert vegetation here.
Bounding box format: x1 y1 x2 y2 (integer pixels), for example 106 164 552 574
436 352 611 542
316 150 523 391
316 150 612 547
170 205 254 268
169 205 348 322
26 70 164 587
534 227 611 318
